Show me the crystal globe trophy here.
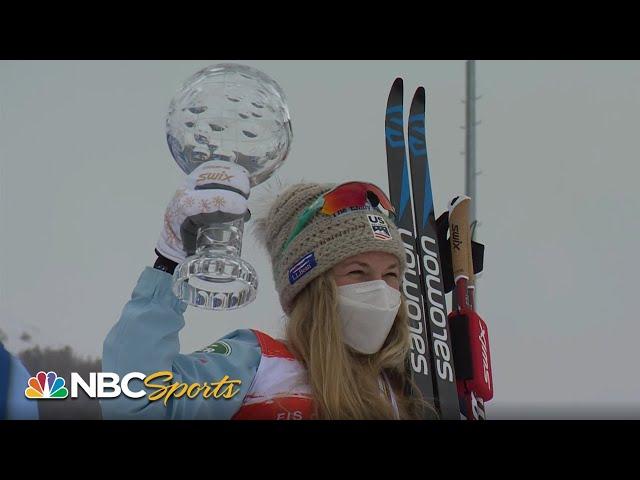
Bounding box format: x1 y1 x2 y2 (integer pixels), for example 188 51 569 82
166 63 292 310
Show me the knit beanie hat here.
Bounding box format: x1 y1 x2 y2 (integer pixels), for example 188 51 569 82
254 182 407 315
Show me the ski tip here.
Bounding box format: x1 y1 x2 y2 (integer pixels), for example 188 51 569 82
409 86 425 108
392 77 403 89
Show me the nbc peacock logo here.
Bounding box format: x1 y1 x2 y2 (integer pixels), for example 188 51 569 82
25 371 69 399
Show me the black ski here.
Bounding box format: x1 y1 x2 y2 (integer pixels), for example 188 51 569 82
384 78 437 412
406 87 460 419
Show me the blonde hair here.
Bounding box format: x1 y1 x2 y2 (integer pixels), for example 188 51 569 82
285 271 437 420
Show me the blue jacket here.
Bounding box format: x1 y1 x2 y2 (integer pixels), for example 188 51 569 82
0 342 39 420
101 267 263 420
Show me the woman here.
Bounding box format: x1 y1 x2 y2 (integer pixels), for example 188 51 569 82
101 171 434 420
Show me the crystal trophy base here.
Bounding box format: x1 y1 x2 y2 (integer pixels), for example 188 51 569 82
171 219 258 310
172 254 257 310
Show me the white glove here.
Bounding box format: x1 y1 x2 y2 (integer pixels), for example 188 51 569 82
156 160 251 264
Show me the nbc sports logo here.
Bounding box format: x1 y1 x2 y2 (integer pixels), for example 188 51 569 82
25 371 69 399
21 370 242 403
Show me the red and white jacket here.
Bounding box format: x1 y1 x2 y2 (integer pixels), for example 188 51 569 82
232 330 315 420
232 330 400 420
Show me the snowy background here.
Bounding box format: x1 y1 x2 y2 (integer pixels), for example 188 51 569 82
1 60 638 419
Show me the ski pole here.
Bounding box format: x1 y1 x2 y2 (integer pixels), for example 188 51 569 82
448 195 493 420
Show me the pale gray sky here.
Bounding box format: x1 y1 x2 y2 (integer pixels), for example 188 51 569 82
1 60 638 418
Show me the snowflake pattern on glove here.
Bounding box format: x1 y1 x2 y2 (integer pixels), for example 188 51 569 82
164 210 180 248
199 198 211 211
212 196 226 209
182 196 195 208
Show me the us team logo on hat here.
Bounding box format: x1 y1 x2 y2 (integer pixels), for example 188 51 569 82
367 214 392 241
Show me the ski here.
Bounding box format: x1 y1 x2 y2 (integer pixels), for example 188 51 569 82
406 87 460 419
384 78 437 412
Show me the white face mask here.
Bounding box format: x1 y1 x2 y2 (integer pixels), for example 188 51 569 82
336 280 402 354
